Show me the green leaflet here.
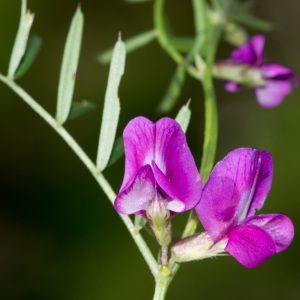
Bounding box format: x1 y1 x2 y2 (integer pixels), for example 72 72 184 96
157 64 186 113
56 6 84 124
134 215 148 233
8 0 34 79
14 35 42 79
106 136 125 168
175 101 191 134
67 101 97 120
96 37 126 171
98 29 156 64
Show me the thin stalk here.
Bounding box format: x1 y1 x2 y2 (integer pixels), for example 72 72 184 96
182 25 222 242
153 277 169 300
0 73 158 277
154 0 202 81
154 0 183 65
153 263 180 300
199 27 222 183
153 1 222 298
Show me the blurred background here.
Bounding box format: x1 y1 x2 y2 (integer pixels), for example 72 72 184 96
0 0 299 299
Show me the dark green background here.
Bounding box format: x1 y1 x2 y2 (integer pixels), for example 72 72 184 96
0 1 299 299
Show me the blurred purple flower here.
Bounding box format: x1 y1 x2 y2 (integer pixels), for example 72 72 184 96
195 148 294 268
114 116 202 218
223 34 297 108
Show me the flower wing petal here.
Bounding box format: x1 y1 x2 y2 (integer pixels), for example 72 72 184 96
225 224 276 268
246 214 294 252
114 165 155 215
154 118 202 210
254 79 293 108
196 148 266 241
223 81 241 92
247 150 273 217
120 117 155 191
261 64 296 81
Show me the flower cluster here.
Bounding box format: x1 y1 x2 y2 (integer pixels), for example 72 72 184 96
115 117 294 268
217 34 297 108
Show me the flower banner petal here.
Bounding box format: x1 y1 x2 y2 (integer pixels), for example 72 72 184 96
154 118 202 210
246 214 294 252
225 224 276 268
196 148 266 241
231 35 264 66
114 165 155 215
249 35 265 65
120 117 155 190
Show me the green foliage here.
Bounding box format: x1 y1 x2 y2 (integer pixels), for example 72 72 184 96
157 65 186 113
67 100 97 120
228 1 273 31
14 35 42 79
8 0 34 78
175 101 191 134
96 37 126 171
56 6 84 124
99 30 156 64
106 136 125 167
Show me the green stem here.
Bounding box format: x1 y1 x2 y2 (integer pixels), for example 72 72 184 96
153 264 177 300
0 73 158 277
154 0 202 81
153 277 169 300
160 25 221 299
154 0 183 65
191 0 209 56
199 27 221 183
153 0 223 298
182 22 222 244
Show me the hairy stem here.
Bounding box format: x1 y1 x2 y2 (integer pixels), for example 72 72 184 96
0 73 158 277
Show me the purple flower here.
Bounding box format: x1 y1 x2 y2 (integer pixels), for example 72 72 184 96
195 148 294 268
114 117 201 244
223 34 297 108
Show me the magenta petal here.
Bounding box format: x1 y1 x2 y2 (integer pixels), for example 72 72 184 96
152 161 186 213
254 79 293 108
196 148 268 241
118 116 201 214
261 64 296 80
231 35 265 66
120 117 155 190
231 42 256 65
114 165 155 215
246 214 294 252
248 150 273 217
152 161 178 199
249 35 265 65
225 224 276 268
223 81 241 92
154 118 202 210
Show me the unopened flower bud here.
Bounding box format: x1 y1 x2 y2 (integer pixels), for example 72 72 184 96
213 62 265 87
146 197 172 247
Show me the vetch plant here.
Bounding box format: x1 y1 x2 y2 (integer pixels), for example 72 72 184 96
0 0 297 299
